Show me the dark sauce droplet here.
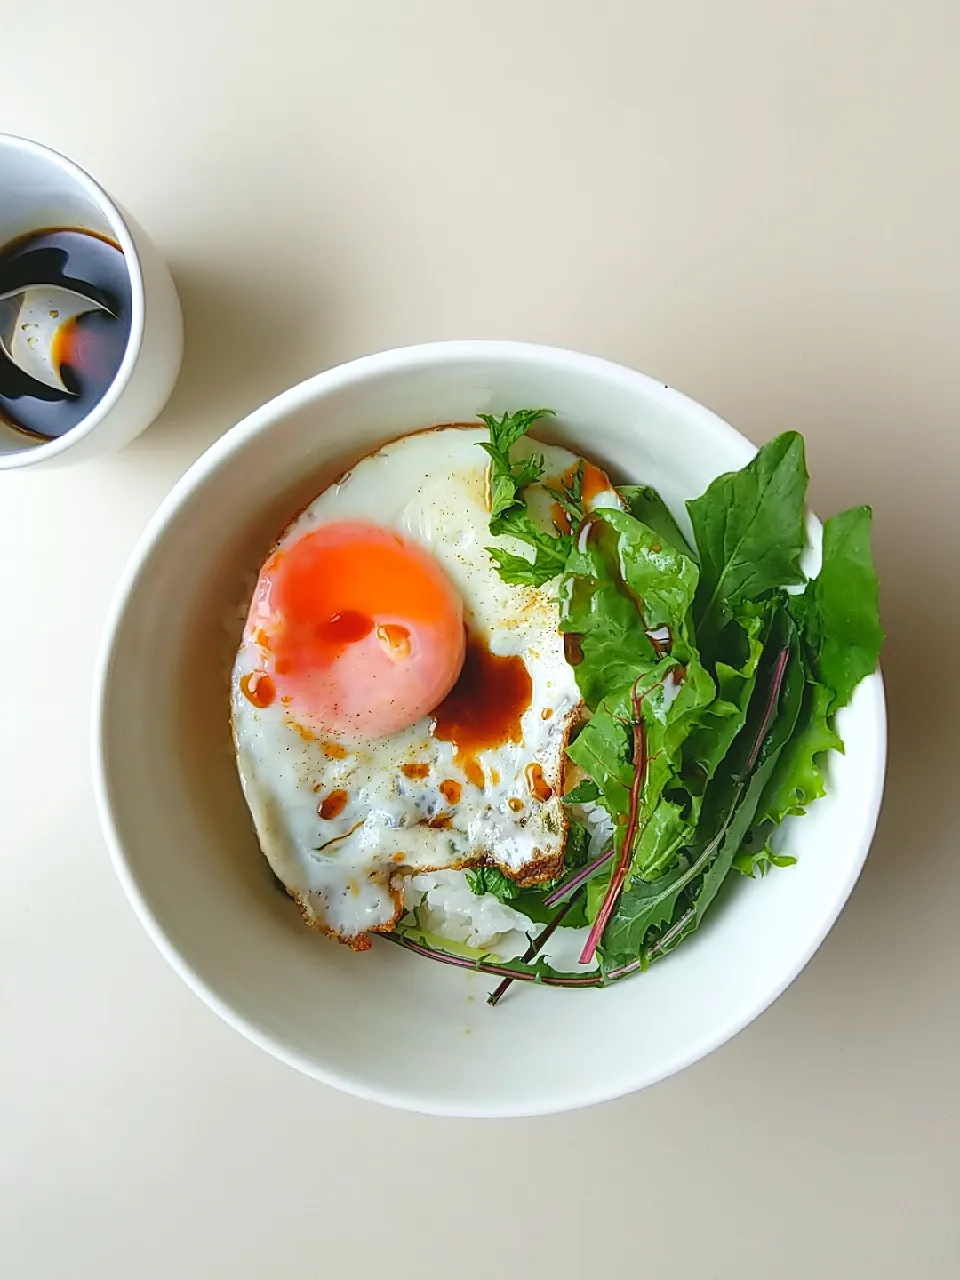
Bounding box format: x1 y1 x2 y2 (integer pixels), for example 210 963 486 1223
432 635 532 786
240 671 276 707
401 762 430 780
524 762 553 802
563 633 584 666
316 610 373 644
439 778 462 805
319 789 348 820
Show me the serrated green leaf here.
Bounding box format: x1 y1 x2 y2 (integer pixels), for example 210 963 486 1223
733 842 797 878
755 681 842 824
808 505 884 712
598 853 695 958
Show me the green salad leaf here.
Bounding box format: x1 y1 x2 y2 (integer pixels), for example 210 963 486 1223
465 865 521 901
565 700 634 816
598 604 803 966
733 840 798 878
681 605 766 782
619 483 696 558
753 506 883 824
755 681 841 823
691 607 805 922
601 509 700 646
563 777 601 804
409 411 884 1002
559 508 700 710
688 432 808 652
599 853 695 960
804 505 884 712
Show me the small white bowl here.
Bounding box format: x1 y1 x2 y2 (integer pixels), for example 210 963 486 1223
0 134 183 469
93 341 886 1117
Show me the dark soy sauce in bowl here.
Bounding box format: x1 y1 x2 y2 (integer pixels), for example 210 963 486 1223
0 228 132 440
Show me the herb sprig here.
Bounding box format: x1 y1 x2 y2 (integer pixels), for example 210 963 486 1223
478 408 575 586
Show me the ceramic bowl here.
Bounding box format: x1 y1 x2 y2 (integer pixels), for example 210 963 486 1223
93 341 885 1116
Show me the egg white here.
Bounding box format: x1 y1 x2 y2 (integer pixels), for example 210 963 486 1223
232 426 587 946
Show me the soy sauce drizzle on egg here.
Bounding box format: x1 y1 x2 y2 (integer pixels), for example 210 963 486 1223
431 634 532 790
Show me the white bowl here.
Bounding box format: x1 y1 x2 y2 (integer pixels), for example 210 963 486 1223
0 134 183 469
93 341 886 1117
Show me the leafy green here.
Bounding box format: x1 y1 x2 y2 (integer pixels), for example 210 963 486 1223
477 408 574 586
733 841 797 878
563 777 601 805
543 460 585 528
465 865 522 902
559 511 711 955
691 612 804 923
619 484 696 558
576 654 716 957
565 700 634 816
477 408 554 517
601 510 700 647
805 506 884 712
755 507 881 823
599 606 803 966
611 798 692 896
599 854 695 959
559 508 700 710
558 571 655 709
454 415 883 1001
515 891 588 929
486 523 571 586
682 607 766 781
755 680 841 823
688 432 808 651
564 817 593 868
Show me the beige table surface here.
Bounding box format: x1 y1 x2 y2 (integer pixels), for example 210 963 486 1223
2 2 958 1277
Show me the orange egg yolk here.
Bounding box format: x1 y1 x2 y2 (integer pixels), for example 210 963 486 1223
246 521 466 739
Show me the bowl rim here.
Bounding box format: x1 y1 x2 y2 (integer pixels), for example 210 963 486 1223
0 133 146 470
91 339 887 1117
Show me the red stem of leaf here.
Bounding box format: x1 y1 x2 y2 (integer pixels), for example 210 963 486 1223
382 924 611 987
579 678 652 965
746 645 790 772
543 846 614 907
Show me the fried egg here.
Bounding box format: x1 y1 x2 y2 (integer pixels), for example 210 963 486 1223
231 425 617 949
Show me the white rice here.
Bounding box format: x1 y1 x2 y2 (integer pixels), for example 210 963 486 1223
402 870 534 958
402 801 612 972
